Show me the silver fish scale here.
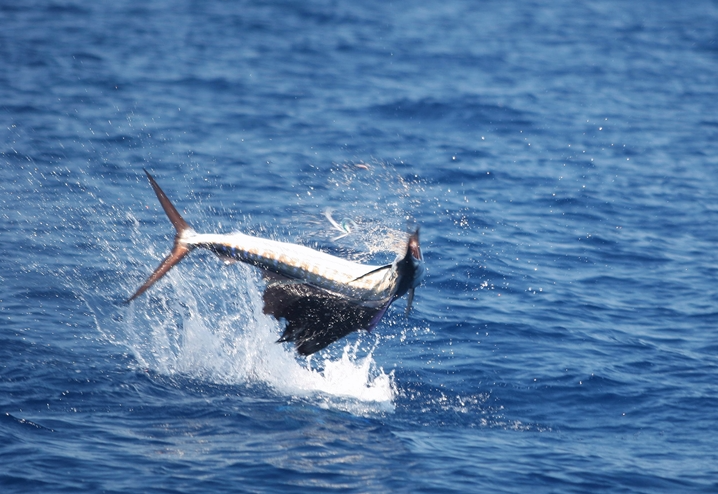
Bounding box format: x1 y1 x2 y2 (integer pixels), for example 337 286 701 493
187 232 397 302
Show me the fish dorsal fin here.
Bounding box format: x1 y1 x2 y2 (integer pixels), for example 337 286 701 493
263 282 392 355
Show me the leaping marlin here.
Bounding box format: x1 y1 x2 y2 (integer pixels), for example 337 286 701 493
127 170 424 356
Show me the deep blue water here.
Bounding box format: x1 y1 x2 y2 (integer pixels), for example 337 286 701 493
3 0 718 492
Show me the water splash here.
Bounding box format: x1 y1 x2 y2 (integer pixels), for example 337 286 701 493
75 208 399 415
295 161 425 262
78 162 428 414
98 258 396 412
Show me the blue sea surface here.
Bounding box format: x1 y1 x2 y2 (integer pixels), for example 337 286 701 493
2 0 718 492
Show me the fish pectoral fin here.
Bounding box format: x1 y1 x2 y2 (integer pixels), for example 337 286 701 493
263 282 391 356
405 288 415 316
350 264 392 283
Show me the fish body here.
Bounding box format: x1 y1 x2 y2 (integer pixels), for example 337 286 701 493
190 231 398 303
128 170 424 355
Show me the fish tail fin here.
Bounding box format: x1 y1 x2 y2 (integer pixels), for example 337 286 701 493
126 170 194 302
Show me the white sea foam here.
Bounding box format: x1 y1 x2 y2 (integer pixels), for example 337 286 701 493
120 259 396 412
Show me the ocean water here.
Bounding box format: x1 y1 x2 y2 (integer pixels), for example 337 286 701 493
2 0 718 492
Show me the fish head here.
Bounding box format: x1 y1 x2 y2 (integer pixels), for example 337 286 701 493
394 229 425 301
407 229 424 288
